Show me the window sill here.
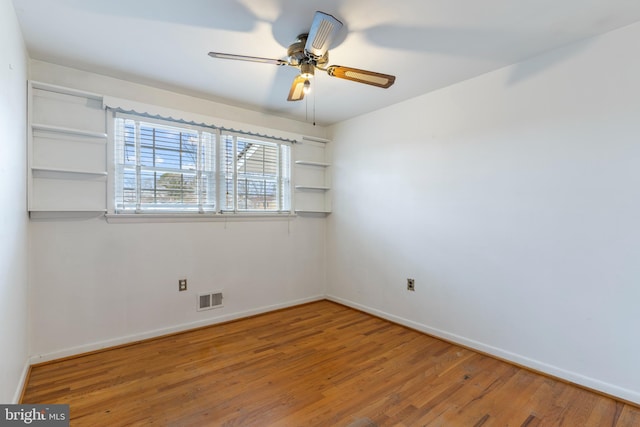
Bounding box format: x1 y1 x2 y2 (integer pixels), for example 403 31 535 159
105 212 296 223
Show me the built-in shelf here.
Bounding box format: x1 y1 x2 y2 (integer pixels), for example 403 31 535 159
293 140 331 214
31 81 103 101
32 123 108 140
28 81 108 215
301 136 331 144
295 185 330 191
32 167 108 177
29 210 107 220
295 160 331 167
295 210 330 215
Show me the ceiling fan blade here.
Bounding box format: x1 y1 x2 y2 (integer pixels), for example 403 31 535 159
287 76 307 101
305 11 343 59
208 52 288 66
325 66 396 88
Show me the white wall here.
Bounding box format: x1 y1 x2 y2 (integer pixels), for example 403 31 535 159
327 22 640 404
28 63 328 361
0 0 29 403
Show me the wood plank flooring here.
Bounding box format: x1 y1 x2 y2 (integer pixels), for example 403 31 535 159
22 300 640 426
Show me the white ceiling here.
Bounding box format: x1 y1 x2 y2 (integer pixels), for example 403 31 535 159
12 0 640 126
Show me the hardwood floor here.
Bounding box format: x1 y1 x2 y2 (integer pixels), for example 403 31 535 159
22 300 640 426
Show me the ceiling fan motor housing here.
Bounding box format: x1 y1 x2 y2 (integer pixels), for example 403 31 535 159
287 35 307 65
288 34 328 68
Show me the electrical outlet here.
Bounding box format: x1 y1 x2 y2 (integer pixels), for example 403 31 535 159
407 278 415 291
179 279 187 291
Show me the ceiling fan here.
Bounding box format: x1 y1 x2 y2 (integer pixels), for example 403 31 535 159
208 11 396 101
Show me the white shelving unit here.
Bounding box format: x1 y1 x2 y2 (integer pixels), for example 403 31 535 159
295 185 330 191
293 140 331 214
28 81 108 217
295 160 331 167
31 123 108 139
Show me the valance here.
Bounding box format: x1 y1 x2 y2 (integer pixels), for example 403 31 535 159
102 96 298 144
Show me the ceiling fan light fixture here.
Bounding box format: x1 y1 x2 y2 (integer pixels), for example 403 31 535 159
300 62 315 79
303 79 311 95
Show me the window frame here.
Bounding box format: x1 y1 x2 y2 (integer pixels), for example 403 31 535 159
109 111 293 219
220 132 291 214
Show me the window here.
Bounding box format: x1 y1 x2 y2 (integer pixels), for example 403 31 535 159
221 134 291 212
114 117 216 213
113 113 291 215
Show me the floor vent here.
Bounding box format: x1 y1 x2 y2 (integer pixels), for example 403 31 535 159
197 291 224 311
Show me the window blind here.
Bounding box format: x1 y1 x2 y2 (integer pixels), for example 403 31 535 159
113 112 291 215
114 117 216 213
221 133 291 212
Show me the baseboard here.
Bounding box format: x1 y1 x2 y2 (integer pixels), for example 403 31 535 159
13 359 31 403
29 295 324 365
326 294 640 406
